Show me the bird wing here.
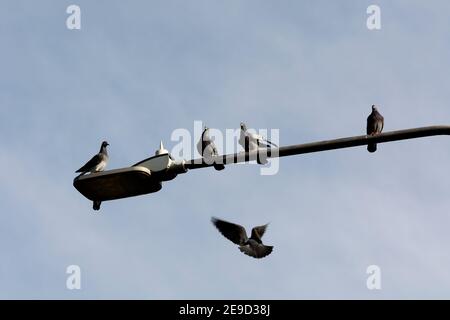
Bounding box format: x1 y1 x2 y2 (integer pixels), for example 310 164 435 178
76 154 101 173
201 142 216 158
239 244 273 259
247 132 262 142
366 114 375 135
254 245 273 258
196 137 204 156
211 217 248 245
238 134 246 150
375 120 383 133
239 245 256 257
210 142 219 157
251 224 269 241
379 114 385 132
373 112 384 133
265 139 278 147
244 136 258 152
239 128 247 145
248 132 278 148
257 139 278 148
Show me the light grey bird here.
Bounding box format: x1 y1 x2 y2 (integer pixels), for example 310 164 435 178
75 141 109 211
366 105 384 153
239 122 277 165
76 141 109 175
197 127 225 171
211 217 273 259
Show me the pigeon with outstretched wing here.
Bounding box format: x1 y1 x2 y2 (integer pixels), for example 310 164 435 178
211 217 273 259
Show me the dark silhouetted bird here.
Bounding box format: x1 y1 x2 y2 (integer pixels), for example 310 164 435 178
75 141 109 211
211 217 273 259
366 105 384 153
197 127 225 171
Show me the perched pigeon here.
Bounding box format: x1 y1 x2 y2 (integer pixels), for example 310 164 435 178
211 217 273 259
366 105 384 153
239 122 277 165
75 141 109 211
76 141 109 175
197 127 225 171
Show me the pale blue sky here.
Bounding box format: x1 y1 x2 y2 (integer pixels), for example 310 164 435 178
1 1 450 299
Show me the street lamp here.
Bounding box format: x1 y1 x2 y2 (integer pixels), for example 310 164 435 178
73 125 450 209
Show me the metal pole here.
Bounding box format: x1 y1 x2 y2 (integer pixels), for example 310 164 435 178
185 125 450 170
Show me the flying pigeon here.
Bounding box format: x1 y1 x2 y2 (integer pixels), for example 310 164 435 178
211 217 273 259
75 141 109 211
239 122 277 165
366 105 384 153
197 127 225 171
